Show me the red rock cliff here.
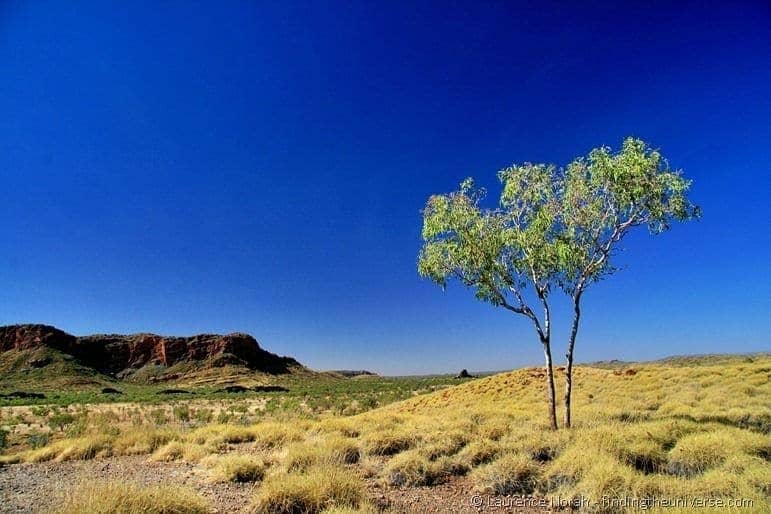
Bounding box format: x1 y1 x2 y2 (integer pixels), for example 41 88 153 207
0 324 301 376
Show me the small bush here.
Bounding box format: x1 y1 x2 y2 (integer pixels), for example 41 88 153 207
48 412 76 432
27 432 50 449
193 408 214 424
149 409 168 426
173 404 191 423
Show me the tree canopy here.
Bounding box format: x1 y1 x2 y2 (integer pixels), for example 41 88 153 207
418 137 699 428
419 137 699 308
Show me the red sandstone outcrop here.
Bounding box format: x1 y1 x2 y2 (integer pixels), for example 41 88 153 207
0 324 301 377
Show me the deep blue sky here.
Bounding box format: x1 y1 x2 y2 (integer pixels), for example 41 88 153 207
1 2 770 374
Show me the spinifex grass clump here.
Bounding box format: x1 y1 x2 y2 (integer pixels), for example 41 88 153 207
249 464 365 514
57 481 211 514
203 454 269 482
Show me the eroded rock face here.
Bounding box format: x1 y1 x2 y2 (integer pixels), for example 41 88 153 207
0 324 76 352
0 324 300 376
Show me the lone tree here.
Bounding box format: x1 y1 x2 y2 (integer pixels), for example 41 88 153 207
418 137 699 429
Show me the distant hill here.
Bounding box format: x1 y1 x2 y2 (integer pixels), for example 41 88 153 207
0 324 310 388
329 370 378 378
586 352 770 369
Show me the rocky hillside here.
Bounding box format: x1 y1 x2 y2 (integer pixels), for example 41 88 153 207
0 324 305 383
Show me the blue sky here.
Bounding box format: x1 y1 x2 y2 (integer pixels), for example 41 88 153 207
1 2 769 374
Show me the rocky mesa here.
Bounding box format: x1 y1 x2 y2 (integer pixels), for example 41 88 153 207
0 324 304 380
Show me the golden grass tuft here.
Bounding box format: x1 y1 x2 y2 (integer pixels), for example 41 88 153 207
25 436 111 463
250 464 364 514
189 424 258 446
471 453 540 495
362 430 418 456
55 480 211 514
150 441 211 463
666 429 770 477
283 436 360 472
0 454 22 465
203 453 269 482
112 427 177 456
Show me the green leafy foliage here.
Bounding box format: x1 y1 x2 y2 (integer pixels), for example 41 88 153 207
419 137 699 303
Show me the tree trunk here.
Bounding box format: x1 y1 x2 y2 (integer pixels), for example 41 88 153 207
543 339 558 430
564 294 582 428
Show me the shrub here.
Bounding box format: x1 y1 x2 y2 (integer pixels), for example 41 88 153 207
193 408 214 424
27 432 49 449
149 409 168 426
173 404 191 423
48 412 75 432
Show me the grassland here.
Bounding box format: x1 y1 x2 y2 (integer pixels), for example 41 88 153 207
0 354 769 513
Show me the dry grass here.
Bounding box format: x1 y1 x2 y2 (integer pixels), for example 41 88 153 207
362 429 419 456
283 436 360 472
55 480 211 514
150 441 210 463
381 448 468 486
471 452 540 495
203 453 269 482
2 354 768 513
249 464 364 513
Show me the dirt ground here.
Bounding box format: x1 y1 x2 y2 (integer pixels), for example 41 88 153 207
0 456 552 513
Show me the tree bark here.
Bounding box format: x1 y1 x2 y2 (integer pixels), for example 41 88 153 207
564 293 582 428
543 339 558 430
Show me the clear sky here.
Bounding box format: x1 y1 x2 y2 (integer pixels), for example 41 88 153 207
1 2 770 375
